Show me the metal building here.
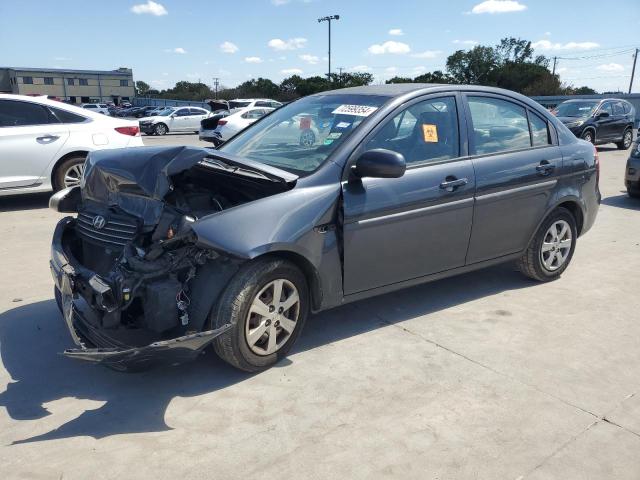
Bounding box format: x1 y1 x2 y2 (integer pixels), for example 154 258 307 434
0 66 135 105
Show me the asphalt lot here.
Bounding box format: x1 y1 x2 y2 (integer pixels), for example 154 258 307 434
1 135 639 479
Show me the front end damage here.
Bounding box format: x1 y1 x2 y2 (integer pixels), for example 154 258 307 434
50 146 296 370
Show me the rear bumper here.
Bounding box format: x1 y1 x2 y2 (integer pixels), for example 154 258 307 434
50 218 231 370
626 150 640 190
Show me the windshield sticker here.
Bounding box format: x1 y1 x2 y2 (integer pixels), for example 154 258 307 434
323 139 334 145
327 132 342 140
299 117 312 130
332 105 378 117
336 121 351 129
422 124 439 143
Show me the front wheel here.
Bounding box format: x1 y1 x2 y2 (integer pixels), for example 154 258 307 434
581 130 595 144
212 258 309 372
53 155 86 191
517 207 577 282
616 129 633 150
154 123 168 136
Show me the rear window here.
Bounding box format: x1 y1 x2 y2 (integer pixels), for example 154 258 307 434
50 107 87 124
0 99 56 127
84 104 97 109
468 96 531 155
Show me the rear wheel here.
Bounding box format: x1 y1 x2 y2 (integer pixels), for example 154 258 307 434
517 207 577 282
53 154 86 191
154 123 168 136
616 129 633 150
581 129 595 144
212 258 309 372
628 187 640 199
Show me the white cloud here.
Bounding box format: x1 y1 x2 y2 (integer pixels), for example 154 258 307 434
544 31 552 36
555 67 568 74
299 54 319 64
244 56 263 63
131 0 167 16
413 66 427 74
164 47 186 54
268 38 308 51
350 65 371 72
281 68 303 75
411 50 441 59
368 41 411 55
470 0 527 14
271 0 290 4
385 66 398 74
388 28 404 36
453 39 478 46
532 40 599 51
597 63 624 72
220 41 239 53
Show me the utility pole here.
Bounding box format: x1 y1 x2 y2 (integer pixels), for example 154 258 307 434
318 15 340 81
629 48 639 94
337 67 344 86
552 56 557 76
212 77 220 99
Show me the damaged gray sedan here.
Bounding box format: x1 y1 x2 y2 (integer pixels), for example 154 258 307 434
50 84 599 371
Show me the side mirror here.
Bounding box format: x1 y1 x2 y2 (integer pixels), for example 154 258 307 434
597 111 610 119
351 149 406 180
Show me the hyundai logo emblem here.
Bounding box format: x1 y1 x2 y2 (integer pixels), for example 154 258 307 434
92 215 106 230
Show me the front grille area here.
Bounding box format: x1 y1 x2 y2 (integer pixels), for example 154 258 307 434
76 210 138 249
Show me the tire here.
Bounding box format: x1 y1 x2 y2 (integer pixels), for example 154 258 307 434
54 286 63 314
211 258 309 372
517 207 577 282
628 187 640 199
53 154 86 191
581 129 595 144
154 123 168 136
616 128 633 150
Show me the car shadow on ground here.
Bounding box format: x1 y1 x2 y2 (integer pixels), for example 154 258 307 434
0 192 51 213
601 193 640 211
0 263 533 445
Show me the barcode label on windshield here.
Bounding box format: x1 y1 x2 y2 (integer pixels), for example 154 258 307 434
332 105 378 117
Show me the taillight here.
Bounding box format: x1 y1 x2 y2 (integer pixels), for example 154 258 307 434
217 120 227 126
115 126 140 136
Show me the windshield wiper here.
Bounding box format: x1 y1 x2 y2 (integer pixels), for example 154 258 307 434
199 158 273 181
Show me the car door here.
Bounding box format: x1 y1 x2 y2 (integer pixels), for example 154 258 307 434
189 108 209 130
170 108 191 131
342 94 476 295
463 94 562 264
594 102 615 140
611 101 628 139
0 99 70 189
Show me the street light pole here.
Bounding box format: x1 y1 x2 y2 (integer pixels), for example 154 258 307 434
318 15 340 81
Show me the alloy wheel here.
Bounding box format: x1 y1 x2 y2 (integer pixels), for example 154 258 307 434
63 163 84 188
583 131 593 143
623 130 632 149
540 220 572 271
245 279 300 356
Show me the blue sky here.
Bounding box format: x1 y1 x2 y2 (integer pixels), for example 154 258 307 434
1 0 639 93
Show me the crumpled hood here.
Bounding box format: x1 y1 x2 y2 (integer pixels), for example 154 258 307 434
81 146 298 227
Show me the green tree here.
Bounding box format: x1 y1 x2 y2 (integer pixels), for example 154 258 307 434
135 80 151 96
446 46 499 84
386 76 413 84
236 77 280 98
413 71 455 84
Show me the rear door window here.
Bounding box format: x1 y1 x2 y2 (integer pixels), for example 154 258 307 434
0 100 56 127
467 96 531 155
613 102 625 116
50 107 87 124
529 111 551 147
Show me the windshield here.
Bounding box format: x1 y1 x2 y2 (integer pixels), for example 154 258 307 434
219 93 388 174
553 101 599 118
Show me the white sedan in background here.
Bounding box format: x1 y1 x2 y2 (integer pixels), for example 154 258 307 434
210 107 274 144
138 106 212 136
0 94 143 196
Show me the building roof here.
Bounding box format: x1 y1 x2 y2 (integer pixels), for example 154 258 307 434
0 67 133 76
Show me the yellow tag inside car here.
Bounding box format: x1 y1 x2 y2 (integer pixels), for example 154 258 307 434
422 124 438 143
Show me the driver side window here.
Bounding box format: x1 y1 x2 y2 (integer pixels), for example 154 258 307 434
365 97 460 165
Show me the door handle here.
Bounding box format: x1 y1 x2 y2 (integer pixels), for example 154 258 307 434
536 161 555 176
36 135 60 144
439 177 468 192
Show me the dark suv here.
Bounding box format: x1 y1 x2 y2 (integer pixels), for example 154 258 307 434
50 84 600 372
553 98 635 149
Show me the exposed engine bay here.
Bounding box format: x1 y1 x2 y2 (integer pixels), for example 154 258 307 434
51 146 296 360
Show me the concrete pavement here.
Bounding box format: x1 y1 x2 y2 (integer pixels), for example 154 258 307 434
0 138 639 479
